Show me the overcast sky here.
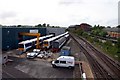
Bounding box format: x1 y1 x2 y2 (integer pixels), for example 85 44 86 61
0 0 119 27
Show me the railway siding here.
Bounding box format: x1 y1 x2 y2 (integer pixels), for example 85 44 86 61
70 32 120 79
78 34 120 78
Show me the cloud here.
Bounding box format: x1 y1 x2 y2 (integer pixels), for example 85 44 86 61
106 19 118 27
0 11 17 20
59 0 83 5
0 0 119 27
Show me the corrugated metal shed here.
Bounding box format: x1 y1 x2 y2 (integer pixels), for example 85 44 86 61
1 27 66 50
46 27 65 36
1 28 46 50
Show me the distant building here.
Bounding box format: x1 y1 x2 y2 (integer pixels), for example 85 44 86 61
103 28 120 38
78 23 92 31
68 25 76 31
68 23 92 32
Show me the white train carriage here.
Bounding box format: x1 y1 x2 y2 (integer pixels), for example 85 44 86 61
65 34 69 40
52 34 69 52
18 34 54 52
52 37 66 52
43 32 68 49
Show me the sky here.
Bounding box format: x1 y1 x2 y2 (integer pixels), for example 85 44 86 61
0 0 119 27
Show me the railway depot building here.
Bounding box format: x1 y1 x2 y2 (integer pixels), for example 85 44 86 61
0 27 65 51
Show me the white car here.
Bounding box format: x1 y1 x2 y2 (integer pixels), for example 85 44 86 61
27 52 39 59
33 49 40 53
37 51 49 58
37 53 44 58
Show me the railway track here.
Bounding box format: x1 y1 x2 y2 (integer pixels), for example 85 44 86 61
70 33 119 79
78 35 120 78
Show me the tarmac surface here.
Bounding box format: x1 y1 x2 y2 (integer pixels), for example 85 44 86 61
2 37 93 79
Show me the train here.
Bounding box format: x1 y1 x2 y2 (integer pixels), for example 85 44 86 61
43 32 68 49
18 34 54 52
52 34 69 52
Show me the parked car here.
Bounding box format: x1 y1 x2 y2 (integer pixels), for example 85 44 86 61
37 51 52 59
27 52 39 59
37 53 44 58
47 52 52 58
37 51 46 58
33 49 41 53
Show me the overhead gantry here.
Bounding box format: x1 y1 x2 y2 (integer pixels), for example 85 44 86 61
18 32 40 49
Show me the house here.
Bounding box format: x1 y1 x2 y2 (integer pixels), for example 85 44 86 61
103 28 120 38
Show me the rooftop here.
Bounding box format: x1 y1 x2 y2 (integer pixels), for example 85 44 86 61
103 28 119 33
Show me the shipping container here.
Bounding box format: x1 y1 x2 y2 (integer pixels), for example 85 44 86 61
60 46 71 56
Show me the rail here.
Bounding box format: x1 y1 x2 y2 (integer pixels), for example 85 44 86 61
70 33 114 79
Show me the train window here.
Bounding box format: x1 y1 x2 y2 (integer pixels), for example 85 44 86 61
44 41 48 44
25 43 32 47
18 44 24 48
32 42 35 45
39 40 42 42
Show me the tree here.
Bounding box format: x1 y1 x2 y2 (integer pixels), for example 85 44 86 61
43 23 46 27
47 24 50 27
38 24 42 27
99 31 107 37
117 38 120 53
107 26 111 28
117 38 120 60
17 25 22 27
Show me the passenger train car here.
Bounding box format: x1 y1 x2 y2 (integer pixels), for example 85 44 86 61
18 34 54 52
65 34 69 41
43 32 68 49
52 34 69 52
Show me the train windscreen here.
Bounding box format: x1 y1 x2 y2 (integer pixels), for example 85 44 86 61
18 44 24 48
43 41 48 45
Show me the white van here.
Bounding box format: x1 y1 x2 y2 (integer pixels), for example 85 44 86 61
52 56 75 69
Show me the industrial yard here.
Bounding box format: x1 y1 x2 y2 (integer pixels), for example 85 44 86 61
1 28 94 79
0 0 120 80
1 27 120 80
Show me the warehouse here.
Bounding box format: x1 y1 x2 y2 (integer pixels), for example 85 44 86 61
46 27 65 36
0 27 65 50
